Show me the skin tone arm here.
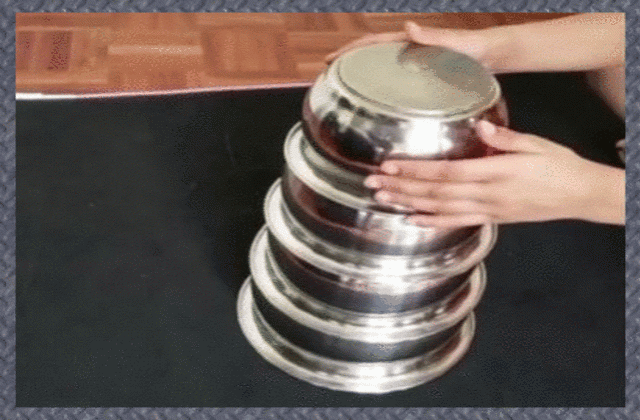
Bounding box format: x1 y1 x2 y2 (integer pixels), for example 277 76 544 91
464 13 624 73
327 14 625 72
325 14 625 226
472 14 625 117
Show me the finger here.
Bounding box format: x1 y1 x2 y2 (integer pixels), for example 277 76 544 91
366 176 491 201
373 190 496 214
379 158 499 182
405 22 487 64
325 32 409 63
405 22 460 50
476 120 548 154
407 213 494 228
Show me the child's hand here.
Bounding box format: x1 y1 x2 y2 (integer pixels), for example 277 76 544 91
326 22 503 72
364 121 625 227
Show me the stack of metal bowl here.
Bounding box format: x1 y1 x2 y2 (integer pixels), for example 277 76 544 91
237 42 508 394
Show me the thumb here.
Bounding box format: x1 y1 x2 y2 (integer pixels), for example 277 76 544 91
476 120 545 154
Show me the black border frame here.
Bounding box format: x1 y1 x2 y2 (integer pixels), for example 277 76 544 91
3 2 636 419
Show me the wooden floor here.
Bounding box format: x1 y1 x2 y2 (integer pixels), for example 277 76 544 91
16 13 573 96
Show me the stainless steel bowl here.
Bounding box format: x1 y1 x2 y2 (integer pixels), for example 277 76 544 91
247 227 487 363
282 121 484 256
237 278 477 394
301 42 508 174
265 179 498 278
267 231 476 313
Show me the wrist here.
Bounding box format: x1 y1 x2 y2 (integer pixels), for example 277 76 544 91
577 163 625 225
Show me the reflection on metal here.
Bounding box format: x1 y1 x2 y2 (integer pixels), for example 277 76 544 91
237 41 507 394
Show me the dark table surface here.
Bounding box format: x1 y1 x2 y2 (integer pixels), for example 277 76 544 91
17 73 625 407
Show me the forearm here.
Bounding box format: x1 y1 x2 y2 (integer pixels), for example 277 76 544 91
484 13 625 73
578 164 625 225
585 65 625 119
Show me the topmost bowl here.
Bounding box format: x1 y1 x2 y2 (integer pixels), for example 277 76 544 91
302 42 508 174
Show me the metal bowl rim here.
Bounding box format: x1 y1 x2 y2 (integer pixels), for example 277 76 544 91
311 41 502 122
237 278 477 394
249 226 487 342
264 179 498 278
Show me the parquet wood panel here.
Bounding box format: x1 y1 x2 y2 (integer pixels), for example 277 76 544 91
15 13 574 95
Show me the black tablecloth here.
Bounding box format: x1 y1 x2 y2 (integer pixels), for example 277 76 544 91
17 73 625 407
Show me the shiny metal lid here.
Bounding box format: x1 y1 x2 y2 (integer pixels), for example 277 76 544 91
336 42 500 117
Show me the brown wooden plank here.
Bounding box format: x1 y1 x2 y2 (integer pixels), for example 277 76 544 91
201 27 298 79
283 13 338 31
15 12 580 95
16 31 35 71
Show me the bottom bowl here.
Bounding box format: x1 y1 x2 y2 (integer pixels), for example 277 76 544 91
237 278 476 394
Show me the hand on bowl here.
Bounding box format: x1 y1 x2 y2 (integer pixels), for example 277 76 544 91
325 21 503 72
326 15 625 75
364 121 625 227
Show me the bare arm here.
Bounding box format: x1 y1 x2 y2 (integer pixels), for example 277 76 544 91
328 14 625 73
585 65 625 119
490 14 626 118
487 13 625 73
579 162 625 225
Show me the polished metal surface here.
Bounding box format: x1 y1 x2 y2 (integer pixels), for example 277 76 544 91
237 279 477 394
268 234 475 313
265 179 497 278
251 226 487 329
338 43 498 115
249 227 486 362
238 41 505 393
302 42 508 173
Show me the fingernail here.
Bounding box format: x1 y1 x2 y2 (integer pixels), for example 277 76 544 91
364 176 381 188
381 162 399 175
375 191 393 202
478 120 496 136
